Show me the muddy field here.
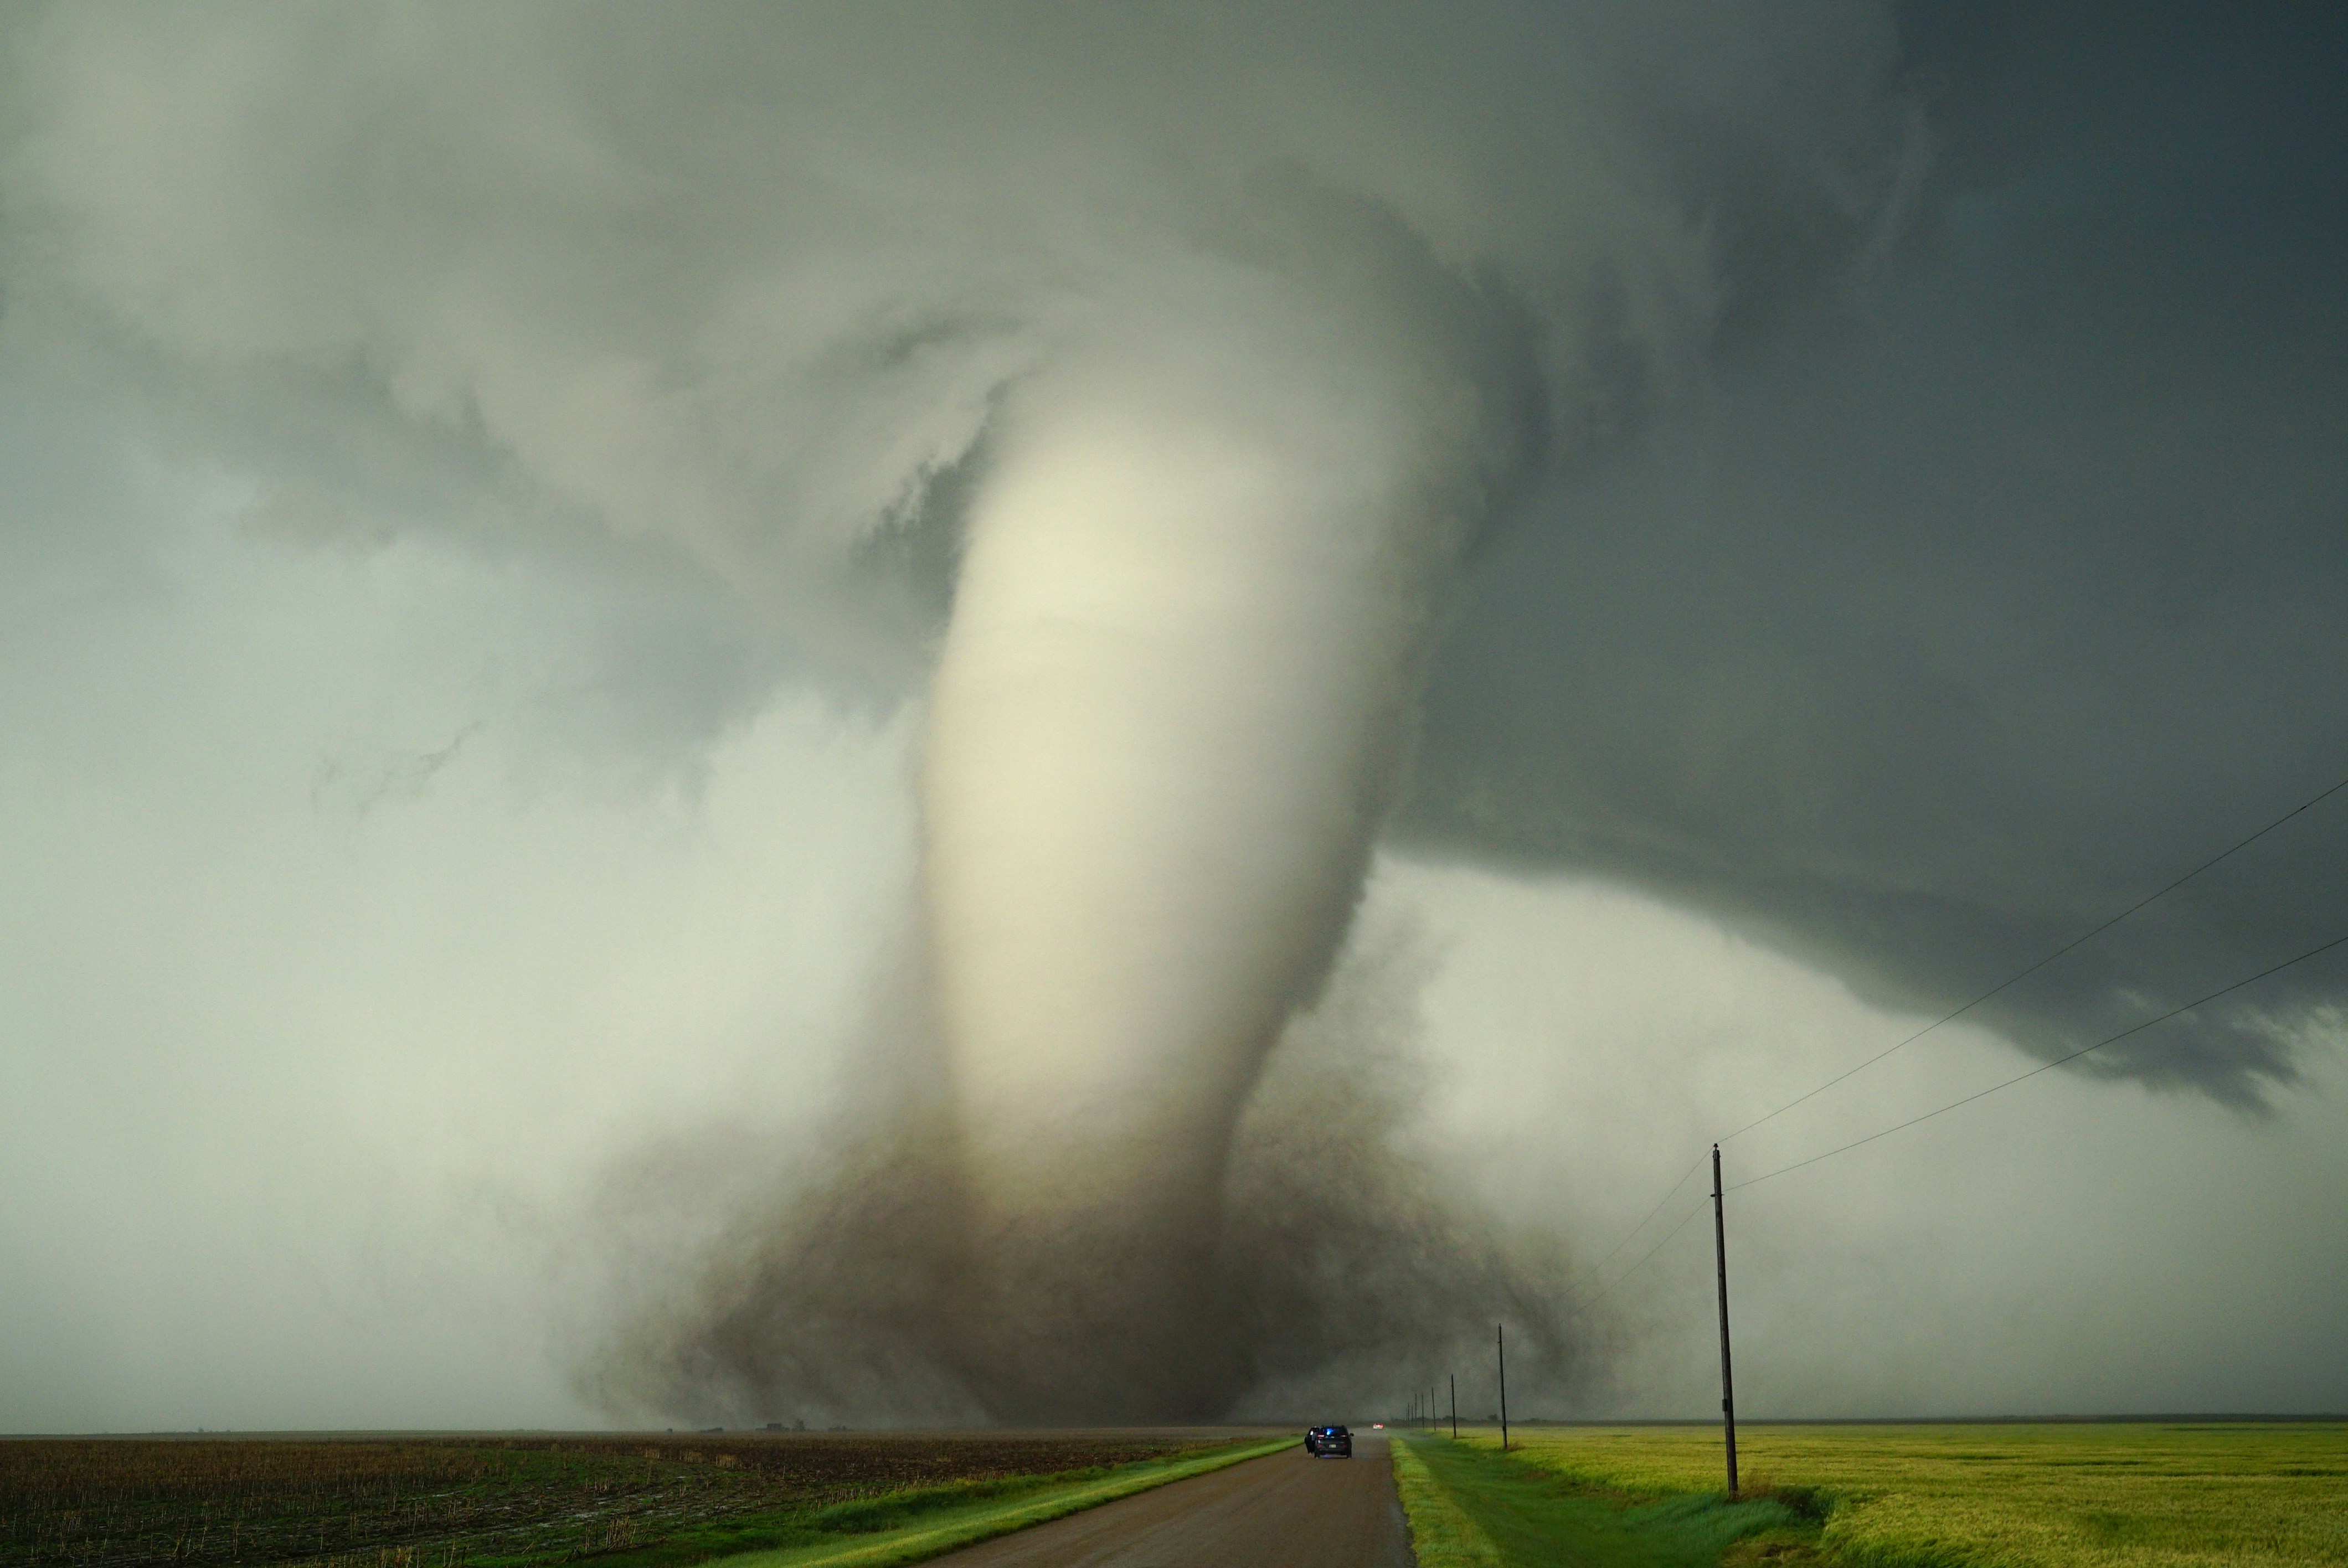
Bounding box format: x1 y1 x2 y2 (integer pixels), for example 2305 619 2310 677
0 1431 1255 1568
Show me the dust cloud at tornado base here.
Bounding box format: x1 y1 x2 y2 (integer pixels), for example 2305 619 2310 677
578 921 1587 1427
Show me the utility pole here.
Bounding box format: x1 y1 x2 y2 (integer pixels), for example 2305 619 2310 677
1712 1143 1739 1499
1496 1323 1510 1452
1450 1372 1457 1438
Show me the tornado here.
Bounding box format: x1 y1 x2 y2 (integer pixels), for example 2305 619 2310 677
921 261 1525 1415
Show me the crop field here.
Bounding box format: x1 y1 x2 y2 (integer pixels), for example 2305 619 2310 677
0 1431 1261 1568
1405 1422 2348 1566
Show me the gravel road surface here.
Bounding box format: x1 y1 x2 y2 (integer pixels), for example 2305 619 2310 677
927 1435 1410 1567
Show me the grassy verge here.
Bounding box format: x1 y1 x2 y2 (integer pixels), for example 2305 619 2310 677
1451 1422 2348 1567
1393 1434 1814 1568
710 1436 1297 1568
1388 1438 1501 1567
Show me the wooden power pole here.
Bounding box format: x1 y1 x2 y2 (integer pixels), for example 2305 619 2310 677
1450 1372 1457 1438
1496 1323 1510 1452
1712 1142 1739 1499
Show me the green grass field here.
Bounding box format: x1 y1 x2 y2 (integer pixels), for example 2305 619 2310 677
1394 1434 1816 1568
1397 1422 2348 1567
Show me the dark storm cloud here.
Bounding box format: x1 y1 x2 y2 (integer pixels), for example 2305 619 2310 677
1403 6 2348 1103
6 0 2342 1436
7 9 2334 1118
0 0 1942 1425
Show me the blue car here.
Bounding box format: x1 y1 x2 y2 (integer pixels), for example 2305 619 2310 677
1304 1425 1352 1457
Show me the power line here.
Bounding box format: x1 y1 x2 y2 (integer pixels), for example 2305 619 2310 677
1559 1154 1708 1317
1568 1200 1711 1313
1726 929 2348 1194
1554 763 2348 1325
1718 764 2348 1144
1549 929 2347 1318
1575 1153 1708 1280
1553 796 2348 1450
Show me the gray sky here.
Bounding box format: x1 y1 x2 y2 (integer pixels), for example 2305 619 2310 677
1408 5 2348 1105
2 3 2344 1429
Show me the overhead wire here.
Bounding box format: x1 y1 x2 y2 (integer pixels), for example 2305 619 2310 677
1558 1158 1711 1313
1726 929 2348 1194
1568 1201 1712 1312
1575 1153 1708 1278
1554 762 2348 1316
1717 764 2348 1144
1557 930 2348 1313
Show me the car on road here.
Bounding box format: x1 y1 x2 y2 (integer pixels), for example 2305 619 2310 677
1304 1424 1352 1457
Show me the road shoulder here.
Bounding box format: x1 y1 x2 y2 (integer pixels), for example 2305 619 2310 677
1391 1437 1503 1567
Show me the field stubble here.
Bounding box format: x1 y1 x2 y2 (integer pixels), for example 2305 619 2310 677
0 1432 1250 1568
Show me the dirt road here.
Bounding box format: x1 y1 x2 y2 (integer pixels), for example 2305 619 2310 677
928 1435 1411 1567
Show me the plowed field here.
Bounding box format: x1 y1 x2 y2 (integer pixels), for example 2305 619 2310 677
1 1432 1252 1568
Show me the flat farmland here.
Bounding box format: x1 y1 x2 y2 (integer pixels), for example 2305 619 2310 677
1408 1421 2348 1566
0 1431 1265 1568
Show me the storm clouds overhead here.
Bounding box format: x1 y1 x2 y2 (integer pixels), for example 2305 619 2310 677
1 3 2342 1430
